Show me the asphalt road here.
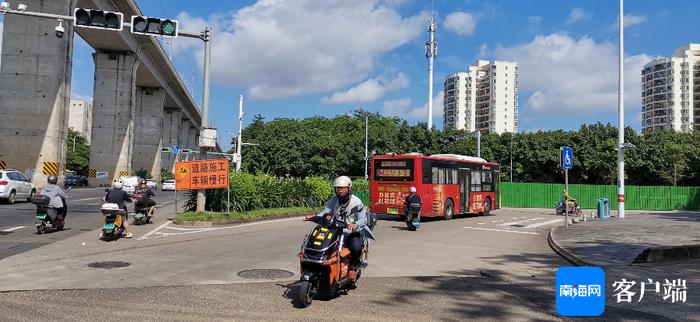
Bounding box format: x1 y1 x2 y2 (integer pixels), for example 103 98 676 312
0 187 184 259
0 206 696 321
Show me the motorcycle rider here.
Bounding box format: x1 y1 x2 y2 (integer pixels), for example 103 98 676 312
104 180 133 238
40 175 69 221
305 176 371 282
403 186 422 231
134 178 156 219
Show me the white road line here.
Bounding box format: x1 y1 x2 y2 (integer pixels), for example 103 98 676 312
463 226 539 235
72 197 101 202
523 218 563 229
137 220 172 240
1 226 26 232
499 217 543 226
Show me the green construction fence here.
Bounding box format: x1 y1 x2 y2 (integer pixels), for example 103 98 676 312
499 182 700 211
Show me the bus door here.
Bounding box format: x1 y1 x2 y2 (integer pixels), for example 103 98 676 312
458 169 470 213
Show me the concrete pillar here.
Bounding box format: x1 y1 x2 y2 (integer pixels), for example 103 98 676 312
189 126 199 157
88 51 139 187
132 87 165 183
162 108 180 173
179 117 190 149
0 0 74 186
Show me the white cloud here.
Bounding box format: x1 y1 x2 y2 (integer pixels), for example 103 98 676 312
443 12 476 36
494 33 654 115
609 14 647 30
321 72 409 104
566 8 591 25
478 44 489 58
176 1 426 100
382 90 444 121
528 16 542 28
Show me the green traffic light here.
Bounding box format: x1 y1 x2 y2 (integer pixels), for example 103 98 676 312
161 20 176 36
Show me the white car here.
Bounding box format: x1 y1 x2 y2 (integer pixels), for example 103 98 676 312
119 176 139 194
162 180 176 191
146 179 158 190
0 170 36 204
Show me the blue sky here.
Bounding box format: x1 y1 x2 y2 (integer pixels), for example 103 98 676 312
2 1 698 151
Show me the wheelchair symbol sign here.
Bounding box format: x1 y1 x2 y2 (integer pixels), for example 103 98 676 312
562 146 573 169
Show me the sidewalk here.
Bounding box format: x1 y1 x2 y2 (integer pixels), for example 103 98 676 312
549 211 700 266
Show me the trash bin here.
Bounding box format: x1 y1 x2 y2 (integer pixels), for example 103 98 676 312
597 198 610 219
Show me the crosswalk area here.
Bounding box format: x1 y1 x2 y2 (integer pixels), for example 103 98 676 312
463 215 564 235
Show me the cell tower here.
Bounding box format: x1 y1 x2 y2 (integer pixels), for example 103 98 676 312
425 16 437 130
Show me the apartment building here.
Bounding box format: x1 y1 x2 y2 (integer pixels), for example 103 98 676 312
443 60 518 134
641 43 700 133
69 99 92 144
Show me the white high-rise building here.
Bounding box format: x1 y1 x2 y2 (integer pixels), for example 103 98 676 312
641 43 700 133
443 60 518 134
69 99 92 144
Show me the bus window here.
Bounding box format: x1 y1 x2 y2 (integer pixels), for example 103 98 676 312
374 159 415 182
482 170 493 191
471 169 482 191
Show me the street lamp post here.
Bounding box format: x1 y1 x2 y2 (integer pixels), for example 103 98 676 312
617 0 626 219
71 134 78 153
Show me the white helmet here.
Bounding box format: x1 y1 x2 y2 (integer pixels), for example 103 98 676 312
113 180 123 189
333 176 352 188
409 186 417 193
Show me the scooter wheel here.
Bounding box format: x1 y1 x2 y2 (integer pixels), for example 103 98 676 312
297 281 316 308
36 226 45 234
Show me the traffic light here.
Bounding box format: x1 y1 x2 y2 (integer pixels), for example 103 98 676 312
130 16 178 37
73 8 123 31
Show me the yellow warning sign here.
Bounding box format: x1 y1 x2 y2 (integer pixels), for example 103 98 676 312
175 161 191 190
88 169 97 177
43 162 60 175
0 160 5 170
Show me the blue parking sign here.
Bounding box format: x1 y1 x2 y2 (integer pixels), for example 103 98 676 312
172 144 180 154
561 146 573 169
556 267 605 316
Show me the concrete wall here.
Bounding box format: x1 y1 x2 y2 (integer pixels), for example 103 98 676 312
88 51 138 187
0 0 74 186
132 87 165 183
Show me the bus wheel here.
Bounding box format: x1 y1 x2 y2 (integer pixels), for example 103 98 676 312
481 198 492 216
443 200 454 220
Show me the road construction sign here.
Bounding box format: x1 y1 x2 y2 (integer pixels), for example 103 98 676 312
175 159 228 191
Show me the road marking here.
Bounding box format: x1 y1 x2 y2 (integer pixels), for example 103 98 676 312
463 226 539 235
139 216 304 240
72 197 101 202
1 226 26 232
523 218 563 229
499 217 543 226
137 220 173 240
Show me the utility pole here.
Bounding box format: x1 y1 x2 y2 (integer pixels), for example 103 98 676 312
617 0 626 219
237 95 244 172
195 27 212 213
425 16 437 130
364 115 368 179
510 132 513 182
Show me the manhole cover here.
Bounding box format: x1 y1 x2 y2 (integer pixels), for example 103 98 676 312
87 261 132 269
237 269 294 279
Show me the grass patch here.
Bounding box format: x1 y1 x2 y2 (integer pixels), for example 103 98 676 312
175 207 313 223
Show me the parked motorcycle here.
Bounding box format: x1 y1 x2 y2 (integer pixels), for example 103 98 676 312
100 202 126 241
556 200 582 216
297 213 370 308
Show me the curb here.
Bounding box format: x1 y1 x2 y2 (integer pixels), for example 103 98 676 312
172 212 314 228
547 227 592 267
632 244 700 263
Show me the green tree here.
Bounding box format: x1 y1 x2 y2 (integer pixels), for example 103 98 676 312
66 129 90 175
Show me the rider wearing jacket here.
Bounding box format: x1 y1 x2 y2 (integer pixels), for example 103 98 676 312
105 181 133 238
40 175 68 220
134 179 156 218
306 176 369 282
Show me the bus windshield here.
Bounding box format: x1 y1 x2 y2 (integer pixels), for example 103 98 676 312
373 159 414 182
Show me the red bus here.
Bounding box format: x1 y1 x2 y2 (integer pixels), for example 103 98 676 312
369 153 500 219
